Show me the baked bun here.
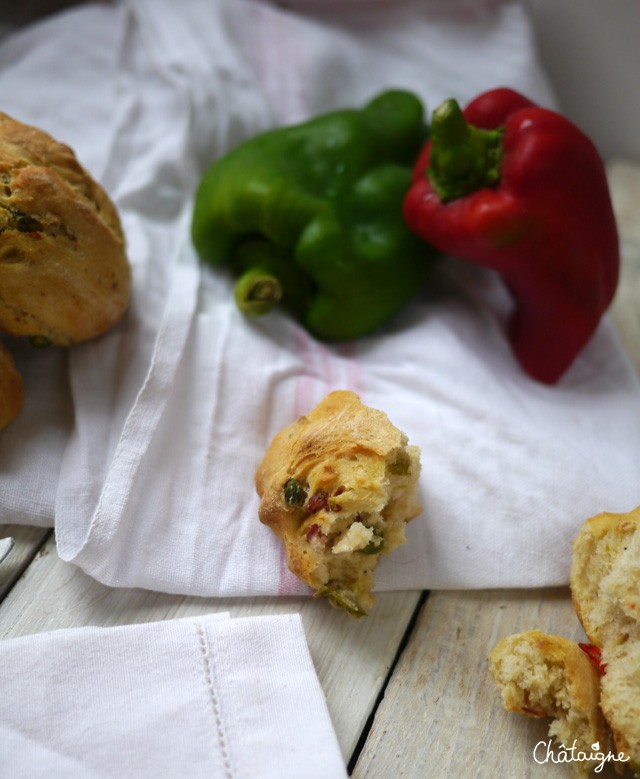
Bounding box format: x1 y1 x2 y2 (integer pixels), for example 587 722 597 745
255 390 422 616
489 507 640 773
0 339 23 430
571 507 640 771
0 111 130 346
489 630 612 773
571 507 640 649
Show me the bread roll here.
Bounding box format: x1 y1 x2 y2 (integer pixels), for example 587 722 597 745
571 506 640 771
0 111 130 346
255 390 422 616
489 506 640 773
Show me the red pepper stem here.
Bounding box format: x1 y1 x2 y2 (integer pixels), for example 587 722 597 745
234 267 283 317
428 98 504 203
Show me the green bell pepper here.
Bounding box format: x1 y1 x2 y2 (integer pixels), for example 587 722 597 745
191 90 438 340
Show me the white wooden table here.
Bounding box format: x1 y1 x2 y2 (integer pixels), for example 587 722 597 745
1 162 639 778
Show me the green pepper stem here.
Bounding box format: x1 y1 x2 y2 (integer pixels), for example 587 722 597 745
428 98 504 203
234 267 283 317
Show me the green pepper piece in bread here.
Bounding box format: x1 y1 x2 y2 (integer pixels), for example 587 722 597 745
191 90 438 341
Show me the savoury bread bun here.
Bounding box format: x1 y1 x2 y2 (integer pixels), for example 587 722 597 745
571 506 640 772
488 629 611 772
255 390 421 616
489 508 640 773
0 339 23 430
0 111 130 346
570 507 640 650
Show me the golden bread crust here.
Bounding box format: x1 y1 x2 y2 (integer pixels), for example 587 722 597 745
256 390 422 616
0 111 130 345
0 339 23 430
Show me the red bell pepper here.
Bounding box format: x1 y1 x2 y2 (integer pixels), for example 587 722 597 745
403 87 620 384
578 642 607 675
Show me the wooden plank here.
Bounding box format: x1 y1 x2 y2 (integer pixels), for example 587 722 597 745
0 532 421 761
0 523 50 602
352 588 622 778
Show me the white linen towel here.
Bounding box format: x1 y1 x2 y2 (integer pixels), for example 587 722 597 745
0 0 638 595
0 612 347 779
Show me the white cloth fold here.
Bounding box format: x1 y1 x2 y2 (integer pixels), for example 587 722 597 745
0 0 638 594
0 613 346 779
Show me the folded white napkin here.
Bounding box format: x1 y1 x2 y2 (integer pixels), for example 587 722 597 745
0 0 639 595
0 613 346 779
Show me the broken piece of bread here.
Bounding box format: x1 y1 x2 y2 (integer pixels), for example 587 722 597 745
489 506 640 775
255 390 422 616
488 629 611 772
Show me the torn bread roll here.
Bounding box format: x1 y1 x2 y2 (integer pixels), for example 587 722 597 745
255 390 422 617
488 630 611 774
571 506 640 772
488 507 640 774
0 111 130 346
